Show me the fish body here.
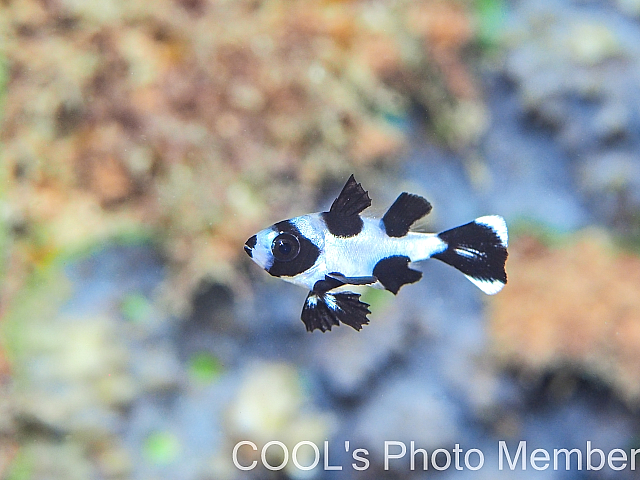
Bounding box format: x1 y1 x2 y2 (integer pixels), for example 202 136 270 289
244 175 508 332
253 214 444 291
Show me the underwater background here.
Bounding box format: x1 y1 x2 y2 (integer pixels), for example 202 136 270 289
2 0 640 478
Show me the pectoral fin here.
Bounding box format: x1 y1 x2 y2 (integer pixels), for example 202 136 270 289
326 272 377 286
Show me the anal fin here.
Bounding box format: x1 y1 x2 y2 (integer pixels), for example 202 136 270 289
372 255 422 294
301 291 371 332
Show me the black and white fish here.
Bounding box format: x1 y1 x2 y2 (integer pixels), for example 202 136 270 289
244 175 508 332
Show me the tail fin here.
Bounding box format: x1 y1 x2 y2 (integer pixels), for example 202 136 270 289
432 215 508 295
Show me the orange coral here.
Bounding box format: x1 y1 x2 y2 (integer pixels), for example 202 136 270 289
0 0 479 311
406 1 478 99
491 232 640 403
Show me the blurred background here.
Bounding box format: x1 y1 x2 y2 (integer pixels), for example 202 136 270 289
2 0 640 478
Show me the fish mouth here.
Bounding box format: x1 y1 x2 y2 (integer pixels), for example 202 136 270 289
244 235 257 258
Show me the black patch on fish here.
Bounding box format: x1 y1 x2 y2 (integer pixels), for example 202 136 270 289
328 174 372 216
301 291 371 332
268 220 320 278
321 174 371 237
244 235 257 258
381 192 432 237
373 255 422 294
245 234 257 249
433 220 507 284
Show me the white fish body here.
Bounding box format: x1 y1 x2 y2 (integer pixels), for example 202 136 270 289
245 175 508 332
287 214 445 291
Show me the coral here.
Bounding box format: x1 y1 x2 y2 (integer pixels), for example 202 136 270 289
0 374 17 480
222 362 335 479
0 0 481 312
490 231 640 404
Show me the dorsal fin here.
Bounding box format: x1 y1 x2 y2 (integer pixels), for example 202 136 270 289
329 174 371 216
322 174 371 237
381 192 432 237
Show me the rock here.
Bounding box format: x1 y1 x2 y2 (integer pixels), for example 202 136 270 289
226 362 334 443
618 0 640 16
500 0 640 170
19 440 95 480
15 314 137 438
225 362 336 478
351 372 461 463
579 151 640 194
592 101 630 143
309 291 413 399
578 151 640 222
132 343 182 392
0 383 15 435
229 83 265 112
96 443 133 478
568 22 620 66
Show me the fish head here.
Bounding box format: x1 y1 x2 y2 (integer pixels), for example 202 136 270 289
244 214 324 279
243 226 279 271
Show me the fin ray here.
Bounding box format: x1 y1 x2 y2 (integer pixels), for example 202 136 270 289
432 215 508 294
301 291 371 332
322 175 371 237
328 174 371 216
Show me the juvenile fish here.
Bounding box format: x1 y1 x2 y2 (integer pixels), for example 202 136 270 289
244 175 508 332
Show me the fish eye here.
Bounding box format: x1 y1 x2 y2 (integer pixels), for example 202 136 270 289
271 233 300 262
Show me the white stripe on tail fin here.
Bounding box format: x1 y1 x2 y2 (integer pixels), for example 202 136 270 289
475 215 508 247
465 275 506 295
432 215 508 295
